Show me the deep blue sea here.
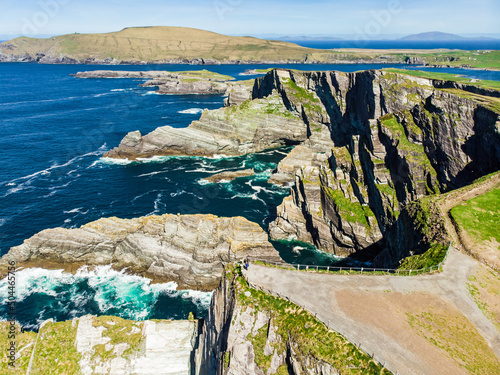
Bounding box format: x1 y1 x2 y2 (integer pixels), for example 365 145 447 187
1 62 499 329
288 40 500 50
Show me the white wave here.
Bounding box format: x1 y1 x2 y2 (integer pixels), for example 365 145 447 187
137 170 168 178
0 266 212 323
2 147 106 197
170 190 186 197
64 207 85 214
142 91 161 96
185 167 231 174
178 108 203 115
93 92 113 98
98 157 135 165
230 191 267 205
0 218 6 227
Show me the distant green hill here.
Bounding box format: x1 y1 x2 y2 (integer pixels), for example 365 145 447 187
1 26 499 69
0 26 341 64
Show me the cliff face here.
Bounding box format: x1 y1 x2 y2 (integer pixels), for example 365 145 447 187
0 214 280 290
104 67 499 264
257 69 500 261
104 93 308 159
195 269 386 375
1 316 198 375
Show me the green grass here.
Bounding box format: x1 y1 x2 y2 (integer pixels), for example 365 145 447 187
323 186 376 232
231 268 390 374
0 323 37 373
406 309 500 374
176 69 234 81
398 243 448 270
30 321 82 375
451 187 500 245
384 68 500 91
91 316 144 363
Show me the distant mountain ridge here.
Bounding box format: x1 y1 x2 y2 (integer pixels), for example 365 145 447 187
400 31 498 41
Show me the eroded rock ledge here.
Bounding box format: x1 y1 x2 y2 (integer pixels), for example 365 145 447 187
104 68 500 265
0 214 280 290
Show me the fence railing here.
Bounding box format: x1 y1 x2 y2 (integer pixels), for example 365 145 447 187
249 242 452 277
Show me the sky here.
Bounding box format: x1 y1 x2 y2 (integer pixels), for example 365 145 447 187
0 0 499 39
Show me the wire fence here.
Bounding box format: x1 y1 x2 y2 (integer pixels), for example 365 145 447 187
248 242 452 277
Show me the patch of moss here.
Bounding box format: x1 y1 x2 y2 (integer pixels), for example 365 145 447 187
30 321 81 375
324 186 376 232
380 113 437 180
91 316 144 363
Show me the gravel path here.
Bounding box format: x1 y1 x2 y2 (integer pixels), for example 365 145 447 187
244 248 500 374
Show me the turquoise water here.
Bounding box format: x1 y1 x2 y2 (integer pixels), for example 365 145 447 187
1 62 498 328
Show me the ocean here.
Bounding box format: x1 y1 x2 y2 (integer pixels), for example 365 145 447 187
1 62 498 329
287 40 500 50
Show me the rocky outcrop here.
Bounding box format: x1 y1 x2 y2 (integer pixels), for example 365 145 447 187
0 214 281 290
203 169 255 183
104 94 307 159
257 69 500 259
72 69 254 100
195 270 380 375
4 316 198 374
105 67 499 261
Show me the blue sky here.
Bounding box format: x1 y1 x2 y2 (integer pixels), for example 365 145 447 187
0 0 499 38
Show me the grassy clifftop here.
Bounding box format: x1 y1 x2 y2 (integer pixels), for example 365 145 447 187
0 26 329 63
2 26 499 68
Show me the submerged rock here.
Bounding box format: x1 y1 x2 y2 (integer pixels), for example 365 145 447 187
0 214 281 290
203 169 255 183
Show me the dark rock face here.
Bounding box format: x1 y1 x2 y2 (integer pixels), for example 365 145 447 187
0 214 281 290
256 69 499 261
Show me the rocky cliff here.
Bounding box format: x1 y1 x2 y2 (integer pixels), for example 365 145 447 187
195 266 388 375
258 69 500 264
105 67 499 265
104 93 308 159
0 214 280 290
0 316 198 374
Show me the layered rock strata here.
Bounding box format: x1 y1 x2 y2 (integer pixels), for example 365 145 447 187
0 214 280 290
257 69 500 260
107 68 499 263
104 93 307 159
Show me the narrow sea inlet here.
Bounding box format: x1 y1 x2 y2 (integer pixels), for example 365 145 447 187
1 62 498 329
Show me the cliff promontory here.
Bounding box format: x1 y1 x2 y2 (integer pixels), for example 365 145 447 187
105 68 500 266
0 214 280 290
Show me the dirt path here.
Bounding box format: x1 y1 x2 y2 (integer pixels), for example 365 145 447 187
436 173 500 253
436 173 500 272
244 248 500 375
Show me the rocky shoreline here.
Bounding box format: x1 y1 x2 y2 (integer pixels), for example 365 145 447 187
0 214 281 291
104 68 500 263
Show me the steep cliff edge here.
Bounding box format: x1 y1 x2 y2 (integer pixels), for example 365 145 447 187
195 266 390 375
104 67 499 264
0 214 280 290
258 69 500 262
